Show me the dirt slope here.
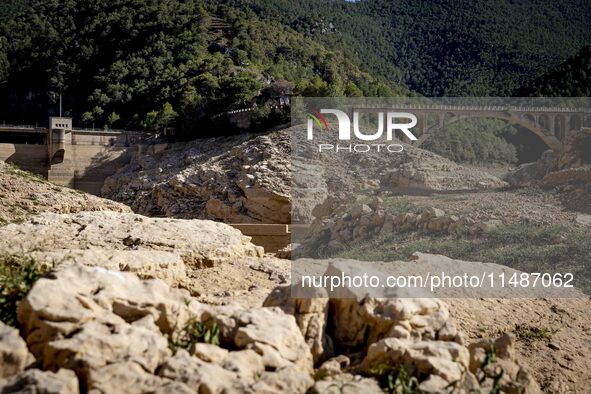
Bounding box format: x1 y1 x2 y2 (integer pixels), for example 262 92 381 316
0 161 130 225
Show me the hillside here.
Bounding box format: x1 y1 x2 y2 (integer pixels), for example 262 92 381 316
229 0 591 96
0 0 404 134
0 161 130 225
516 44 591 97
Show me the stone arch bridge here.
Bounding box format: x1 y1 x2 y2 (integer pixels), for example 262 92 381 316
353 104 591 152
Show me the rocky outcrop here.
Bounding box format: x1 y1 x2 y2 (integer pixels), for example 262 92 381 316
13 264 314 393
0 211 263 286
0 369 79 394
102 127 506 224
0 161 130 226
505 150 557 186
380 159 507 192
557 127 591 169
265 267 540 393
0 254 548 394
302 198 501 256
0 322 33 379
102 132 291 223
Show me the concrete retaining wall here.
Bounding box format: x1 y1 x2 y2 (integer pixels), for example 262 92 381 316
230 224 290 254
0 132 142 195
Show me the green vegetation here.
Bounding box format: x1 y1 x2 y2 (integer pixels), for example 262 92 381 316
365 364 419 394
336 222 591 293
0 0 403 135
517 45 591 97
170 318 221 352
1 0 589 137
422 119 518 164
0 254 43 326
513 325 558 343
234 0 591 96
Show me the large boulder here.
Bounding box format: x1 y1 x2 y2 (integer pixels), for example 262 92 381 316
17 265 186 371
0 322 33 379
0 369 79 394
0 212 264 286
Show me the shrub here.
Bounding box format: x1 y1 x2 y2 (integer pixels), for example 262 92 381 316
366 364 420 394
422 119 517 164
169 318 221 352
0 254 43 326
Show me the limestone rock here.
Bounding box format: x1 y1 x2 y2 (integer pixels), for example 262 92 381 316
0 369 79 394
218 306 314 373
576 214 591 226
0 322 32 379
17 265 191 360
102 132 291 223
264 282 460 364
250 366 314 394
361 337 470 384
87 362 171 394
0 212 263 273
42 317 171 377
312 375 383 394
158 349 243 393
468 333 541 394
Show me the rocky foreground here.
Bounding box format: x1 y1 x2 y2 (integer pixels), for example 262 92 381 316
0 213 542 393
1 127 590 393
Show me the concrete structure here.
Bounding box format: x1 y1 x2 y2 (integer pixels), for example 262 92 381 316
353 104 591 152
0 119 144 194
230 224 290 254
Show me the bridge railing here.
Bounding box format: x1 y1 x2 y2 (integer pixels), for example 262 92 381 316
0 124 44 130
352 104 590 113
71 127 144 134
0 124 146 133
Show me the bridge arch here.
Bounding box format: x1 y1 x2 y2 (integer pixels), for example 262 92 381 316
415 113 562 153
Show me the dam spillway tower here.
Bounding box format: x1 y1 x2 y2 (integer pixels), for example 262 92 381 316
48 117 72 164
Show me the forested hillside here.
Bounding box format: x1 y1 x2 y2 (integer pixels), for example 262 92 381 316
0 0 589 136
516 45 591 97
0 0 403 134
230 0 591 96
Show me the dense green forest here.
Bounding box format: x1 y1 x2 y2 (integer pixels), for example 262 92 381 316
231 0 591 96
0 0 589 136
422 119 518 164
516 45 591 97
0 0 403 134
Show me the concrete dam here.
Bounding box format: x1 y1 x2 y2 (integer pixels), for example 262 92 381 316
0 117 144 195
0 117 290 252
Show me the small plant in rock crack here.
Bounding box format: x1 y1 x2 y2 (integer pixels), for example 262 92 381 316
476 344 506 394
0 254 44 327
169 318 221 351
366 364 420 394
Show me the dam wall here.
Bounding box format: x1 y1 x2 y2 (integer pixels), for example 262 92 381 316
0 130 143 195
